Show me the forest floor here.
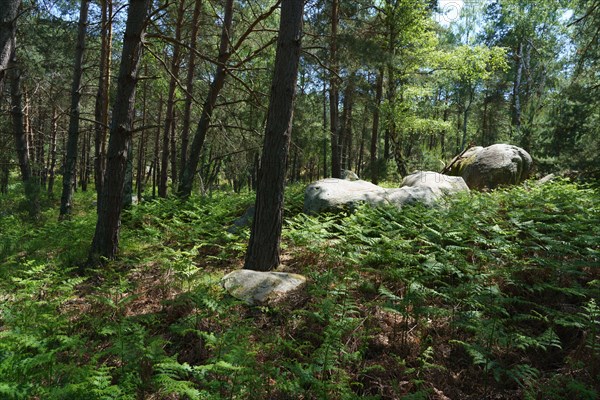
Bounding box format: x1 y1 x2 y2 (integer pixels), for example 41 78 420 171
0 178 599 399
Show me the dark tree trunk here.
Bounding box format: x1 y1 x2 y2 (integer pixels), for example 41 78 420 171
329 0 341 178
94 0 113 196
0 0 20 95
179 0 201 181
60 0 90 219
89 0 152 264
244 0 303 271
370 68 383 183
178 0 234 198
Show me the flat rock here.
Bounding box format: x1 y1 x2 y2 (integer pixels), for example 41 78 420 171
221 270 307 306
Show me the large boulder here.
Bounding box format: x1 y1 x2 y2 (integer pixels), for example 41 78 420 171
400 171 469 196
221 270 307 306
446 144 532 189
303 175 467 214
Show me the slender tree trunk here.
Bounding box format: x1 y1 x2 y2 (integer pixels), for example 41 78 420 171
340 72 355 171
322 82 327 178
89 0 152 264
329 0 341 178
123 138 133 208
357 114 366 177
9 41 39 219
60 0 89 219
158 0 185 197
0 0 20 96
47 106 58 197
370 67 383 183
153 94 162 198
179 0 201 181
178 0 233 198
35 95 47 187
512 42 523 138
136 69 147 201
169 117 177 188
244 0 303 271
461 86 473 151
94 0 113 196
80 130 90 191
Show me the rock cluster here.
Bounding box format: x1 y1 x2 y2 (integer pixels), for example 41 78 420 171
304 171 469 214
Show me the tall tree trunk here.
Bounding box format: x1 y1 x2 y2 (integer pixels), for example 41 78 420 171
60 0 90 219
47 106 58 197
123 138 133 208
340 72 355 171
357 113 366 177
322 82 327 178
136 68 147 201
244 0 303 271
329 0 341 178
178 0 234 198
9 41 39 219
461 86 473 151
158 0 185 197
370 67 383 183
153 95 162 198
179 0 201 181
94 0 113 196
0 0 20 96
512 42 523 138
89 0 152 264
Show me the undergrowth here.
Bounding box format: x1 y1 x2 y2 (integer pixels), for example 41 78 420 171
0 180 598 399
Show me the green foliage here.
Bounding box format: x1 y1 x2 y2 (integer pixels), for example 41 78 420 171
1 180 599 398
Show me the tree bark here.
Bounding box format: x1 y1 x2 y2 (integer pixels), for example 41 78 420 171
178 0 233 198
244 0 303 271
136 67 148 201
512 42 523 138
370 67 383 183
94 0 113 196
322 82 327 178
9 40 40 219
179 0 201 183
47 106 58 197
340 72 355 171
329 0 341 178
158 0 185 197
0 0 20 96
153 94 162 198
89 0 152 263
60 0 90 219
